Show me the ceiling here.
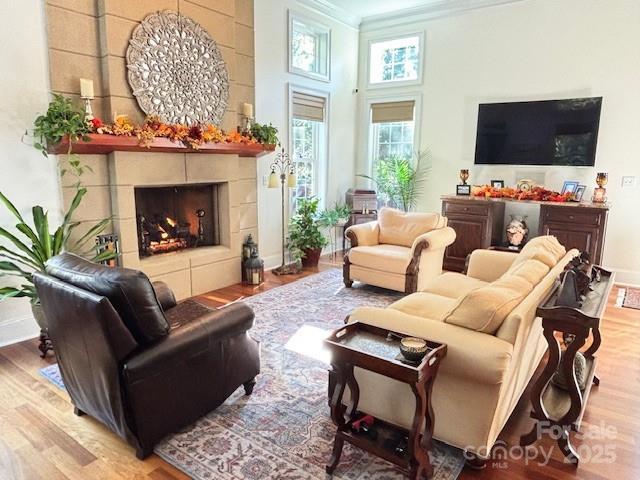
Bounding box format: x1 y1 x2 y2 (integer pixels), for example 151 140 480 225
325 0 445 20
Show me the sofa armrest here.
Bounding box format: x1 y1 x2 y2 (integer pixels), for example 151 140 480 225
345 221 380 247
410 226 456 256
123 303 254 383
466 249 518 282
348 306 513 385
152 281 177 311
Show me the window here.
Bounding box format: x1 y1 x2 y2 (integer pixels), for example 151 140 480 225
290 89 328 210
370 100 416 165
289 13 331 81
373 121 415 162
369 34 422 86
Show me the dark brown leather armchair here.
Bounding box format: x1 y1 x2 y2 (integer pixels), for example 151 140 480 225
33 253 260 459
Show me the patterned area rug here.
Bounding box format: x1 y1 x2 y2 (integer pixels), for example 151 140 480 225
40 269 465 479
622 287 640 310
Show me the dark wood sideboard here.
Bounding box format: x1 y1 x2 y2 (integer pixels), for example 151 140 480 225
441 195 609 272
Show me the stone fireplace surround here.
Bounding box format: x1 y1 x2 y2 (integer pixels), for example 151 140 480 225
64 152 259 301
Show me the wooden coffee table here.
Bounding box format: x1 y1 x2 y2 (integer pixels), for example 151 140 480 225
324 322 447 479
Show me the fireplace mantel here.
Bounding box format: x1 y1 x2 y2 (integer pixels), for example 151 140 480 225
49 134 276 157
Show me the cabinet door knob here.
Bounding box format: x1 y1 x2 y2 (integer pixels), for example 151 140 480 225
569 215 575 220
464 207 469 211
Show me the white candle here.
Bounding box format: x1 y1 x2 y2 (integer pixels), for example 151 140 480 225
242 102 253 118
80 78 94 98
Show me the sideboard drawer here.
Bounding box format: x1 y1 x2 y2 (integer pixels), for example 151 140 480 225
541 207 604 226
444 201 490 217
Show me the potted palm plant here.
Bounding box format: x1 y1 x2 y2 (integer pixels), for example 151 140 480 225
358 150 431 212
0 189 115 332
287 197 328 268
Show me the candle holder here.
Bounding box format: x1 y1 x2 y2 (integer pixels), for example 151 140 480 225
82 96 94 122
592 172 608 203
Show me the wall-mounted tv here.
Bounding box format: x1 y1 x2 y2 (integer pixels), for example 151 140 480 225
474 97 602 166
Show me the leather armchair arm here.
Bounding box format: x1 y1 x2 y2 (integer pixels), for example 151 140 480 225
152 281 177 311
466 249 518 282
123 303 254 384
410 226 456 256
345 221 380 247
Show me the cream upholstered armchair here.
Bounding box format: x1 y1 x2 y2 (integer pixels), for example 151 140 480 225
343 207 456 293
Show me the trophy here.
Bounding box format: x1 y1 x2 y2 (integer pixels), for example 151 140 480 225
592 172 608 203
457 169 470 195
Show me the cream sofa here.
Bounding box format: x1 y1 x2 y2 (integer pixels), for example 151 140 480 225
346 236 578 458
344 208 456 293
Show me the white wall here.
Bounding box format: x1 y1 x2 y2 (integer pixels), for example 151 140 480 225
0 0 58 346
255 0 360 267
357 0 640 284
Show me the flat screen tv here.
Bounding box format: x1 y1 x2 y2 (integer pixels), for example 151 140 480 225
474 97 602 166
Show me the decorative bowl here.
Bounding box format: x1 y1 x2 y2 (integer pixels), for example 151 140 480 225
399 337 429 362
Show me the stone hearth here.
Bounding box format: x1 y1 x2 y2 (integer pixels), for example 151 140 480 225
62 152 258 300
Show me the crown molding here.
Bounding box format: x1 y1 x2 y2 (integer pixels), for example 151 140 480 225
296 0 362 29
360 0 526 32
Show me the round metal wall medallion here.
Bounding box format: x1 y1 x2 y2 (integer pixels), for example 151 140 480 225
126 10 229 125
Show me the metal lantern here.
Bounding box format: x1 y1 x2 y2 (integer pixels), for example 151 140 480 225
244 246 264 285
242 234 257 281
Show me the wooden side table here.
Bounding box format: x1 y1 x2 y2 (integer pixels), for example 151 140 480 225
520 266 615 465
324 322 447 479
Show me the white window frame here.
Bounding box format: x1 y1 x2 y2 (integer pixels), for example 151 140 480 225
361 92 422 177
366 32 425 89
288 11 331 82
288 84 330 211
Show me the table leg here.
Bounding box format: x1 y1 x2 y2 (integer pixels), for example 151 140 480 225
410 381 432 479
326 436 345 474
329 364 348 427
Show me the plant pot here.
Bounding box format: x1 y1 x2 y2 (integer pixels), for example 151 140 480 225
31 303 48 332
301 248 322 268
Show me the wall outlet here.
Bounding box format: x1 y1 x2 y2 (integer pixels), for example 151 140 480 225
622 176 637 188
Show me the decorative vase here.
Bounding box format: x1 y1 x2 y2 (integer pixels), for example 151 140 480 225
506 215 529 248
31 303 48 331
301 248 322 268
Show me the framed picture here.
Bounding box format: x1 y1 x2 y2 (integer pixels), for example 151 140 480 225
574 184 587 202
491 180 505 189
456 184 471 196
561 181 580 196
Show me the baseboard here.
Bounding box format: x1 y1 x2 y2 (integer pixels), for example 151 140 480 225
0 315 40 348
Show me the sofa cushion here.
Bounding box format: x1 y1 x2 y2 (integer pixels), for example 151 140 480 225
348 244 411 274
507 259 550 286
389 292 458 321
444 276 533 334
46 253 170 345
421 272 488 299
509 235 566 271
378 208 445 247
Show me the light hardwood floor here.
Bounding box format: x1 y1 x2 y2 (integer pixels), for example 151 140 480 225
0 256 638 479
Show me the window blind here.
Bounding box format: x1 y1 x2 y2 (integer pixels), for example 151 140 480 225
292 92 326 122
371 100 415 123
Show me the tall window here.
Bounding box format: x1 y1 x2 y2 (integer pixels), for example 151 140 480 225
289 13 330 81
369 35 422 86
291 90 327 209
370 100 416 165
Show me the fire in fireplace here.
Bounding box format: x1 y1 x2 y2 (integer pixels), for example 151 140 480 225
135 184 220 256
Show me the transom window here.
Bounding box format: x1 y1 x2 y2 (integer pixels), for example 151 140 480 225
369 35 421 85
289 14 330 81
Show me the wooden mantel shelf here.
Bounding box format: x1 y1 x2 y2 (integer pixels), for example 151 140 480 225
48 134 276 157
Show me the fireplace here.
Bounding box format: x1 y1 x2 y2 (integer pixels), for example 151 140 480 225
135 184 221 257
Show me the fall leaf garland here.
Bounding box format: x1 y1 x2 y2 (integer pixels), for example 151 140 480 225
91 115 257 149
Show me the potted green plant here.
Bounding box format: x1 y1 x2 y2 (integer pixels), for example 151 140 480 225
30 94 92 188
0 189 115 331
287 197 328 268
249 122 279 146
318 203 351 256
358 150 431 212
